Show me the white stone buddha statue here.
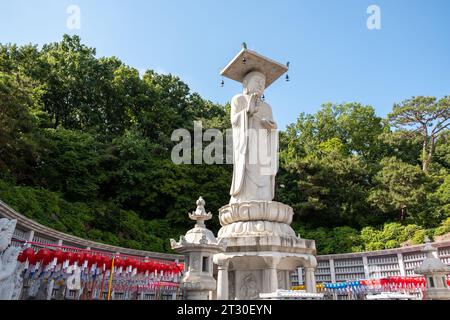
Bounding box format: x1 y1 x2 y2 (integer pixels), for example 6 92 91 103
229 71 278 204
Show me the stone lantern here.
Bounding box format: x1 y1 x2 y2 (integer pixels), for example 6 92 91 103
415 238 450 300
170 197 227 300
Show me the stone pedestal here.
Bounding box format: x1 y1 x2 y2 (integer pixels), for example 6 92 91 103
214 201 317 300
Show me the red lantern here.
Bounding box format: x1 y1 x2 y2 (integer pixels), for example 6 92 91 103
93 254 103 267
18 248 35 263
84 252 95 267
37 248 52 265
73 252 85 265
125 259 136 270
52 250 64 264
62 251 75 264
21 248 36 264
102 256 112 270
114 257 124 269
155 263 164 272
17 251 27 263
142 261 151 272
134 261 142 273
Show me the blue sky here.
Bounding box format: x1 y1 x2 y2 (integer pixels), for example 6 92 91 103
1 0 449 129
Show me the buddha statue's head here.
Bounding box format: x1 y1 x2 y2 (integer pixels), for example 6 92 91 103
243 71 266 96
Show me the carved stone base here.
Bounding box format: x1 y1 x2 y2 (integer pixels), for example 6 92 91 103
213 200 318 300
219 201 294 226
218 221 296 238
218 201 300 240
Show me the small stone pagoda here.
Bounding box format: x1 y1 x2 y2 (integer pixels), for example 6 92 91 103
415 238 450 300
170 197 227 300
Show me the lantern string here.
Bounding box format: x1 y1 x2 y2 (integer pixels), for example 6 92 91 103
12 237 176 265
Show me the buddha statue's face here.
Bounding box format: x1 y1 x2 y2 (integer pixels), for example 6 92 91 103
243 71 266 96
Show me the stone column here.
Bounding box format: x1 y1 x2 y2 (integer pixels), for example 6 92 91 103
362 256 370 279
262 257 279 293
329 259 336 283
269 267 278 293
26 230 34 242
305 267 317 293
285 270 291 289
397 253 406 276
216 259 229 300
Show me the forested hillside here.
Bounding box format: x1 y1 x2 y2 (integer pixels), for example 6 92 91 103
1 35 449 254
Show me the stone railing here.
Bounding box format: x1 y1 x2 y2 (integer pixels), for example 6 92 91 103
291 241 450 286
0 199 182 261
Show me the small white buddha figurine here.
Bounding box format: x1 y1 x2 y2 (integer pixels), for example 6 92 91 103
0 218 17 251
0 246 21 300
221 48 288 204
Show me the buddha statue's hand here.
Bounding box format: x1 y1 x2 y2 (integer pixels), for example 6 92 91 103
261 118 277 130
247 93 259 115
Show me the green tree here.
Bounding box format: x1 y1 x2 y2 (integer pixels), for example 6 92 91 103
369 157 428 223
389 96 450 173
0 71 42 183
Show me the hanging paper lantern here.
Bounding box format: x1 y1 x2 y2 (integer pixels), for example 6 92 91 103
141 261 149 272
146 261 155 272
155 263 165 272
18 248 35 263
102 256 112 269
62 251 75 264
125 258 135 270
37 248 52 265
17 251 27 263
93 254 103 267
134 260 142 273
52 250 64 264
114 257 124 269
73 252 85 265
84 252 95 267
26 248 36 264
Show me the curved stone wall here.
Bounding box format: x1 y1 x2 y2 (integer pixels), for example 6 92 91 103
0 199 182 261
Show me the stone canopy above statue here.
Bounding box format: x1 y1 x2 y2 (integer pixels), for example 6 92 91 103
221 48 288 88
